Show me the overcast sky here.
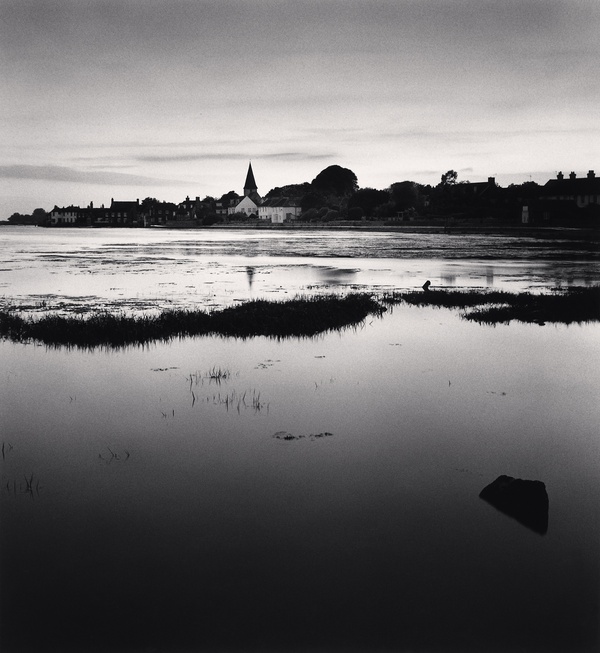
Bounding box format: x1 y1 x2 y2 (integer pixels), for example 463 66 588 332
1 0 599 216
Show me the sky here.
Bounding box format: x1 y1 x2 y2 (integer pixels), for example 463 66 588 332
1 0 599 216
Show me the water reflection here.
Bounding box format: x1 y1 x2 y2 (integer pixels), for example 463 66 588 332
315 266 358 285
2 227 599 318
1 228 599 652
246 265 256 288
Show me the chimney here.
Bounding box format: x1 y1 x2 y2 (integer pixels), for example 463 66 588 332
196 196 200 202
488 177 496 186
587 170 595 179
557 171 564 180
569 172 576 180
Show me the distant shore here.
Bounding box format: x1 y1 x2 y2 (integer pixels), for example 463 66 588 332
201 222 600 239
2 221 598 241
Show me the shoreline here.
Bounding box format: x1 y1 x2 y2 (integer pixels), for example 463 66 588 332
2 221 599 240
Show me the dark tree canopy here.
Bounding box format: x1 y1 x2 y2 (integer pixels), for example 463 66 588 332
140 197 159 210
348 188 390 216
389 181 419 210
300 191 326 213
265 182 311 199
8 208 47 225
441 170 458 186
311 165 358 196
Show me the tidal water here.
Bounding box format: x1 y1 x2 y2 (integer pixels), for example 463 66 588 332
1 227 599 652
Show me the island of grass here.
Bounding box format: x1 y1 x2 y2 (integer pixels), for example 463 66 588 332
0 287 598 348
0 294 383 348
382 285 600 325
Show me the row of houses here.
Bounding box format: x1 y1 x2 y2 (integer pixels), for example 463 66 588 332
518 170 599 224
435 170 599 224
49 163 302 227
48 165 600 227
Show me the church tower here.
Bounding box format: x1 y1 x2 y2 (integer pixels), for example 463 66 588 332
244 162 258 198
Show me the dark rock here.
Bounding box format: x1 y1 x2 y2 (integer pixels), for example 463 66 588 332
479 475 549 535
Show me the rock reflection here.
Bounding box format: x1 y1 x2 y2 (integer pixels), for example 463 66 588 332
480 475 549 535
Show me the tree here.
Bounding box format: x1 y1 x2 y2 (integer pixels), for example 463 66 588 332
348 188 389 217
300 191 326 213
347 206 364 220
265 182 311 199
8 209 47 225
299 208 319 222
311 165 358 196
389 181 419 210
441 170 458 186
373 201 396 219
140 197 159 211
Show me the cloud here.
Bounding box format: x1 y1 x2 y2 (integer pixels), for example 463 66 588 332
0 165 187 186
261 152 334 161
137 152 334 163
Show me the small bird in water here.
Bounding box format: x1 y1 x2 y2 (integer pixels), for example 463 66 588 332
422 280 431 292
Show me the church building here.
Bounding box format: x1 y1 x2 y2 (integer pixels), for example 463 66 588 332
229 162 262 217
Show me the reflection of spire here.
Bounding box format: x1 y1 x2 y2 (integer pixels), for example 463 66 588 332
246 266 255 289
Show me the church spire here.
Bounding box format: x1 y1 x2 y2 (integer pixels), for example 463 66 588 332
244 162 257 196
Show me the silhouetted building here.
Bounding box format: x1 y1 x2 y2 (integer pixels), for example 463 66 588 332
449 177 498 198
243 162 261 203
229 162 262 216
216 193 241 217
175 196 200 221
142 201 177 226
78 202 108 226
108 199 140 226
538 171 600 223
541 170 600 207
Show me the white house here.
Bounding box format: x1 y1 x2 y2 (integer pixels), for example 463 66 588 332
49 206 78 226
228 194 259 216
258 197 302 224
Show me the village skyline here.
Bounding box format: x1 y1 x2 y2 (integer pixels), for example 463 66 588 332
6 161 599 228
2 1 599 219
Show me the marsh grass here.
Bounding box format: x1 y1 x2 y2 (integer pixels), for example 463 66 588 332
0 288 597 348
383 286 600 325
211 389 269 414
0 294 382 348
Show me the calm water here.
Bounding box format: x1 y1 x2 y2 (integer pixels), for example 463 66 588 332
1 227 599 652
